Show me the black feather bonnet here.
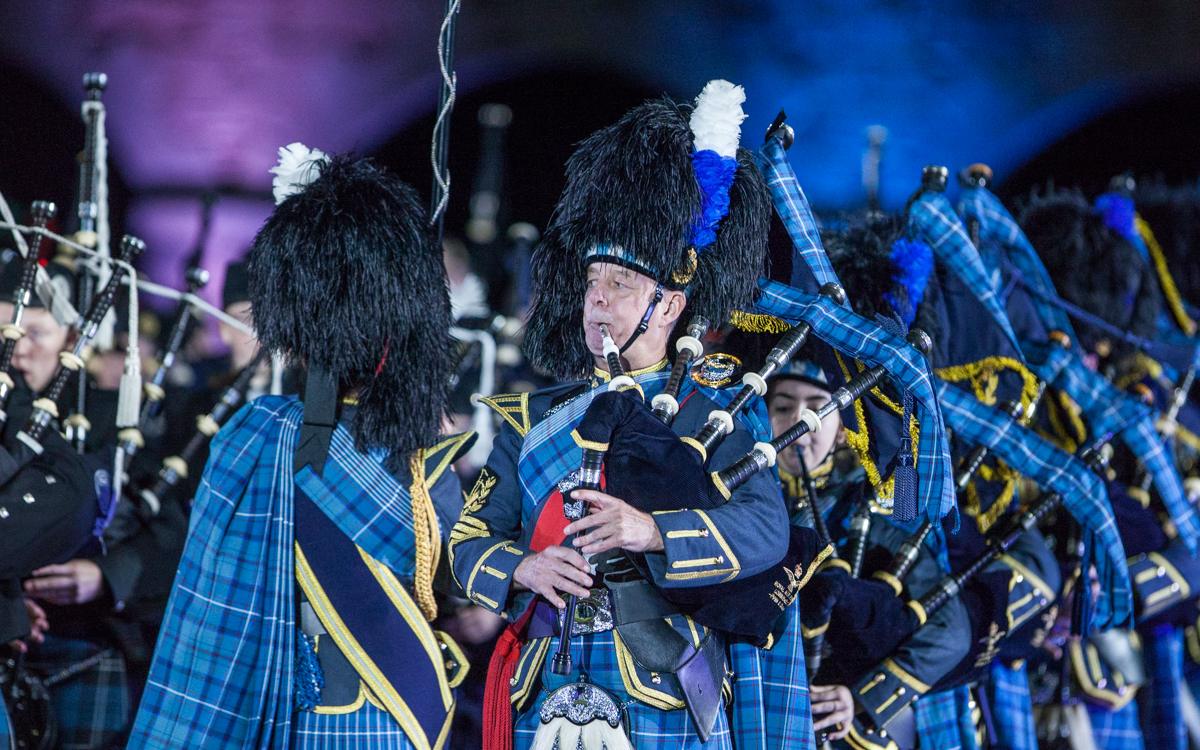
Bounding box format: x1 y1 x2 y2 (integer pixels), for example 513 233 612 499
523 85 771 379
249 153 452 460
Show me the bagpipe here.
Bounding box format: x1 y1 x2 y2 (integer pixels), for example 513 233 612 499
0 234 142 486
0 201 57 424
550 318 930 677
837 437 1112 750
63 72 111 455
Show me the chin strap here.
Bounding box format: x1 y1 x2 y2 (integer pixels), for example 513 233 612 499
617 282 664 355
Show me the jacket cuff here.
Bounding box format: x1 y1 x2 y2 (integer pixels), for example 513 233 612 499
462 540 527 613
649 508 740 584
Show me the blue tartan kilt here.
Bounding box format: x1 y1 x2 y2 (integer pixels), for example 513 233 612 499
1086 701 1146 750
292 688 417 749
25 633 131 750
0 693 11 749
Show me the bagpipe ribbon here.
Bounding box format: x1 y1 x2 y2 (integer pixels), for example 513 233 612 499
754 279 954 524
957 185 1078 345
957 186 1200 555
908 190 1023 357
753 132 953 525
935 377 1132 629
755 132 841 293
1025 341 1200 555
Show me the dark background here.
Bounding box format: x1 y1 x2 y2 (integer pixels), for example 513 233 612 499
1 0 1197 307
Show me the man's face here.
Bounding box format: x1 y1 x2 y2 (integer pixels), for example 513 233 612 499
218 300 260 370
768 378 842 476
0 303 71 393
582 263 658 359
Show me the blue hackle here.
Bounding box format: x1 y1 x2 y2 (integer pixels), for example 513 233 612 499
294 630 325 711
1094 192 1137 243
887 237 935 326
689 149 738 250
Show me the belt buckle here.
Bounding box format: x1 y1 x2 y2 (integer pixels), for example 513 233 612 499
570 587 614 636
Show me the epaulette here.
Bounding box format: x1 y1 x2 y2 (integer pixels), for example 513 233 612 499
690 352 743 389
474 393 533 437
423 430 477 485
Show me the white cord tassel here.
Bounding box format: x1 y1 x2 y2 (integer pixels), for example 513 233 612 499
36 270 79 327
116 260 142 428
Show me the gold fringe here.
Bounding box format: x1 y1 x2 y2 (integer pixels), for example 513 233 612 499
962 459 1018 533
729 309 791 334
1137 215 1197 336
833 352 919 512
935 356 1040 413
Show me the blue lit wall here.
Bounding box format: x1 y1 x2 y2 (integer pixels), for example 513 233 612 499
1 0 1196 284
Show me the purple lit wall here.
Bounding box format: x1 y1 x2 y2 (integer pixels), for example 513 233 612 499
1 0 1198 309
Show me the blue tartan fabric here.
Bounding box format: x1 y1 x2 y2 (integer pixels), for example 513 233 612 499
0 693 8 749
1025 341 1200 555
755 278 955 523
511 631 733 749
292 698 417 750
1139 624 1187 750
728 598 815 750
129 396 439 749
957 186 1078 342
1087 700 1146 750
908 191 1023 355
934 378 1131 629
987 661 1038 750
753 133 840 293
914 687 979 750
25 635 131 750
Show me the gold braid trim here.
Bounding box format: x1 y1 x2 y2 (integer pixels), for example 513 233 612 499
1137 215 1197 336
963 459 1018 533
1044 390 1087 453
834 352 919 513
935 356 1039 413
729 310 791 334
1114 353 1163 392
409 451 439 621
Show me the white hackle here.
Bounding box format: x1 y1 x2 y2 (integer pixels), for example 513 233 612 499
689 79 746 158
270 142 330 205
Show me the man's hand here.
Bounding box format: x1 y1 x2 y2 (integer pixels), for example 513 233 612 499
513 546 593 609
5 598 49 654
565 490 664 556
811 684 855 740
24 559 107 606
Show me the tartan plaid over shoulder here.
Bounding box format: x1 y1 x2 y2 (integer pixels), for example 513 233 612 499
1026 341 1200 556
130 395 437 748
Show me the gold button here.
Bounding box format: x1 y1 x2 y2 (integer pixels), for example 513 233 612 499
509 676 518 686
22 493 33 504
0 507 8 519
651 673 662 685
